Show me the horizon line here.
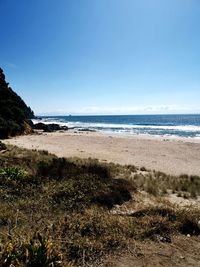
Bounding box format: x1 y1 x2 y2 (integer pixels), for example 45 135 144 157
35 112 200 117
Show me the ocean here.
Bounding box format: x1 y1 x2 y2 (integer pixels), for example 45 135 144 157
33 114 200 138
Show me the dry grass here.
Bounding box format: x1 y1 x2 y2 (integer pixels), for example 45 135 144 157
0 143 199 266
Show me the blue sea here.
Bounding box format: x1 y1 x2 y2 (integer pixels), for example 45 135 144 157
33 114 200 138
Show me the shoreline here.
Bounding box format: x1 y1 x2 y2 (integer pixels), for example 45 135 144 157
3 130 200 176
100 130 200 143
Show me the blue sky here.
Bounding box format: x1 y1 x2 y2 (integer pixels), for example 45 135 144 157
1 0 200 115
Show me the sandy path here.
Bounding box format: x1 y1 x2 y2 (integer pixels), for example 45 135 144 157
3 131 200 176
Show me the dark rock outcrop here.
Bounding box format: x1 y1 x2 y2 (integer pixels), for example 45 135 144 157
0 68 34 139
34 123 68 132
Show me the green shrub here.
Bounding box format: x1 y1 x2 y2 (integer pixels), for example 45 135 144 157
0 167 28 180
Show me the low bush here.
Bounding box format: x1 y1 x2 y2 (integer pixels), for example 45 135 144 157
0 233 62 267
0 167 28 180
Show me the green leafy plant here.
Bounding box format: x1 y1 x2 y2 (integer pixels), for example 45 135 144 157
0 167 28 180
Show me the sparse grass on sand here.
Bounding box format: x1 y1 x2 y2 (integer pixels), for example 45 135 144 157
0 141 200 266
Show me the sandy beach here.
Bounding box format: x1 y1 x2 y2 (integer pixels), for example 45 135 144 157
3 131 200 176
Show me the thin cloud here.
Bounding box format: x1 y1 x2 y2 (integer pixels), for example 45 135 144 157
36 105 200 116
4 62 18 69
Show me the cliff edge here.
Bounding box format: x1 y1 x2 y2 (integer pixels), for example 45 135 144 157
0 68 34 138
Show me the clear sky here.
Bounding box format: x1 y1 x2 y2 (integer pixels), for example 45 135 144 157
1 0 200 115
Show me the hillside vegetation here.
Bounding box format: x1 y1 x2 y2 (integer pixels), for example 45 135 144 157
0 68 34 139
0 143 199 266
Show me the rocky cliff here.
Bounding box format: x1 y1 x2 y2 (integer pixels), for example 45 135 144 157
0 68 34 138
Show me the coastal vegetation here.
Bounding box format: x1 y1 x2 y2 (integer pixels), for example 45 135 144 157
0 67 199 265
0 68 34 139
0 142 199 266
